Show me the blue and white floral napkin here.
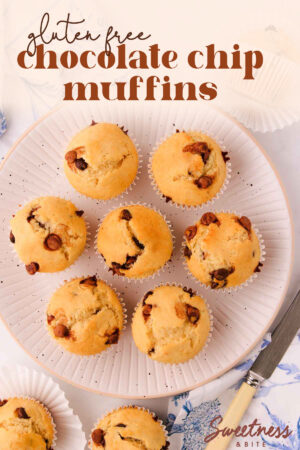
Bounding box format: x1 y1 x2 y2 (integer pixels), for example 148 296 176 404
167 332 300 449
0 111 7 136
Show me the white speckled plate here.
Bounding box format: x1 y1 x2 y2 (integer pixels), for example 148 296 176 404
0 101 293 398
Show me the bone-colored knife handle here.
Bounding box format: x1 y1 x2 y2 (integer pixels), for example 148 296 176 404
205 381 257 450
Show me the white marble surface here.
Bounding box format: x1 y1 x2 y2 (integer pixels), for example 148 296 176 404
0 109 299 447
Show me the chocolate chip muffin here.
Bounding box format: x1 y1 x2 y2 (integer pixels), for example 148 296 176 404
0 398 54 450
64 122 139 199
151 131 228 206
132 285 211 364
47 276 124 355
183 212 262 289
90 406 168 449
10 196 86 274
96 205 173 279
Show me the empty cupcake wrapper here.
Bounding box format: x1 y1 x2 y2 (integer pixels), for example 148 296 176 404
88 405 169 449
0 364 86 449
62 127 143 202
181 210 266 293
131 282 214 367
94 201 175 283
148 129 232 210
44 275 128 358
8 194 91 277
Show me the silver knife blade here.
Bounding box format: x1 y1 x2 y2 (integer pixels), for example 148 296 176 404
250 289 300 380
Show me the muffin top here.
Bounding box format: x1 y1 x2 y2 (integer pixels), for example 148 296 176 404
64 122 138 199
151 131 228 206
184 212 261 288
0 398 54 450
10 196 86 274
90 407 168 450
47 277 124 355
97 205 173 279
132 285 211 364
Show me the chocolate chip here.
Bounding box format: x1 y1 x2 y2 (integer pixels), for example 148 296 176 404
79 276 97 287
65 150 77 163
237 216 252 234
119 125 128 135
222 151 230 163
75 158 88 170
54 324 69 338
163 195 172 203
0 400 7 407
194 175 213 189
90 120 97 126
47 314 55 324
182 141 211 164
9 231 15 243
143 291 153 305
92 428 105 446
183 287 195 297
211 268 231 281
110 254 138 275
211 281 219 289
161 442 170 449
75 210 84 217
184 246 192 259
148 347 155 355
109 262 124 276
25 262 39 275
15 407 30 419
44 234 62 251
132 236 144 250
105 328 119 345
200 212 220 226
184 225 197 241
142 304 152 322
120 209 132 221
186 304 200 324
254 262 263 273
124 255 138 267
116 423 127 427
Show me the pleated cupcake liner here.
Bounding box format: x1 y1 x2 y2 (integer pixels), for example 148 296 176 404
88 405 169 450
181 210 266 293
148 129 232 210
220 46 300 132
8 194 90 277
131 282 214 367
63 129 143 202
44 275 127 358
0 364 86 449
94 201 175 283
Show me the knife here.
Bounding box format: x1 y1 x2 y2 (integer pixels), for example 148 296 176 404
206 289 300 450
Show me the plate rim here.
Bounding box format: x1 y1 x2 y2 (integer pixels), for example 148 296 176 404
0 101 295 399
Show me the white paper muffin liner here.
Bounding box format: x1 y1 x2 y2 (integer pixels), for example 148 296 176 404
217 43 300 132
8 194 91 277
44 275 128 357
88 405 169 449
63 125 143 202
0 364 86 449
148 129 232 210
131 282 214 367
94 202 175 283
182 210 266 293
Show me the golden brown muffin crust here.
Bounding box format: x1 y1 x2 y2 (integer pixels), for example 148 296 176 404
90 406 168 449
47 277 124 355
151 131 227 206
97 205 173 279
184 212 261 288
